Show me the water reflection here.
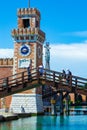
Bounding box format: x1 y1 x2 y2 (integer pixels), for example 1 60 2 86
0 114 87 130
60 116 65 125
59 115 71 130
0 116 58 130
36 116 57 130
0 121 12 130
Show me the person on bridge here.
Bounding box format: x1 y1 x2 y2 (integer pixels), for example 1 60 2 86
61 69 66 83
38 64 44 76
66 69 72 85
62 69 66 79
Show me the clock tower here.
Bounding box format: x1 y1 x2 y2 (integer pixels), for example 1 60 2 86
12 8 45 74
11 7 45 113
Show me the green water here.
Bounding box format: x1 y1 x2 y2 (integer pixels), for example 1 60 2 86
0 115 87 130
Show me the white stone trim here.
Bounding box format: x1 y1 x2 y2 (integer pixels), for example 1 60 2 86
10 94 43 113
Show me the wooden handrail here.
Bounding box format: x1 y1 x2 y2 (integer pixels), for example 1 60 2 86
0 68 87 88
0 68 87 97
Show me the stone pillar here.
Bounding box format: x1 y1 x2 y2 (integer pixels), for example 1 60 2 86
65 95 69 115
51 98 57 115
60 92 64 115
10 94 43 114
74 93 78 104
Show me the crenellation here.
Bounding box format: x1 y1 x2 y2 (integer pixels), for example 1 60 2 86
19 28 23 35
21 8 25 15
11 28 45 39
25 8 28 14
0 59 3 65
0 58 13 66
23 28 27 34
17 8 40 18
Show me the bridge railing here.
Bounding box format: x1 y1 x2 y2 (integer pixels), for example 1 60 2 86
72 75 87 89
0 68 87 92
43 69 62 82
0 68 38 91
43 69 87 89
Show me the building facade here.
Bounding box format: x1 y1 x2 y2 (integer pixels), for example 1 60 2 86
0 7 45 113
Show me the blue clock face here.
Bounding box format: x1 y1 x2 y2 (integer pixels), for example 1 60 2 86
19 44 30 56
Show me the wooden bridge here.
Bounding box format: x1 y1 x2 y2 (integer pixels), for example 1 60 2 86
0 68 87 98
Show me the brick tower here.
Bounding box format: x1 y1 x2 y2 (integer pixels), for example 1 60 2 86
12 8 45 74
10 7 45 113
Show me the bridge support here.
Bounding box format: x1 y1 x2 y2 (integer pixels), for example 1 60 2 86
65 95 69 115
59 92 64 115
74 93 78 104
51 97 57 115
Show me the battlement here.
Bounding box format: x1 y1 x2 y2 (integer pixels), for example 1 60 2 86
11 28 45 43
0 58 13 66
17 8 40 18
12 28 45 37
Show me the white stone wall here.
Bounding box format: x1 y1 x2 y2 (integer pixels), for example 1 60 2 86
10 94 43 113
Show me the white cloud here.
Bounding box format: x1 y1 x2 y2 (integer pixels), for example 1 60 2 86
0 42 87 78
50 42 87 59
43 41 87 78
62 31 87 37
0 49 13 58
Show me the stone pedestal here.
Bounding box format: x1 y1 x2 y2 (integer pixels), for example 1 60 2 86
10 94 43 113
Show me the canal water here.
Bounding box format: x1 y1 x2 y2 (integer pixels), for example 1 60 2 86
0 114 87 130
0 106 87 130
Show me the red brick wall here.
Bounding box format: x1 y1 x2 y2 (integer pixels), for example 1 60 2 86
5 96 12 108
0 66 13 79
0 66 13 108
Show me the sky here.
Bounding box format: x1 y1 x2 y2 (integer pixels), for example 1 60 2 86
0 0 87 78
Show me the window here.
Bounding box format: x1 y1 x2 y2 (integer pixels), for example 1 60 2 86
23 19 30 28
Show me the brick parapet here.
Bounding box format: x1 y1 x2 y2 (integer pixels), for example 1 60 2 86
11 28 45 39
0 58 13 66
17 8 40 18
0 66 13 79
